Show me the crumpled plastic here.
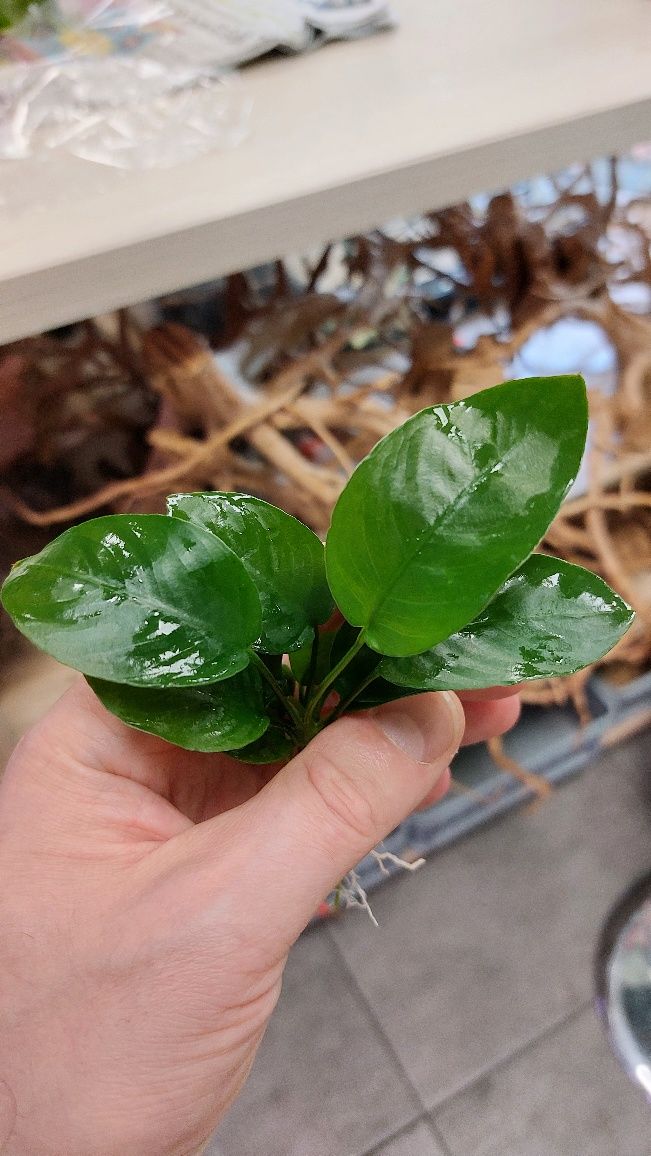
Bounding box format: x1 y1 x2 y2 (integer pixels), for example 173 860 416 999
0 1 250 167
0 0 394 169
0 55 250 166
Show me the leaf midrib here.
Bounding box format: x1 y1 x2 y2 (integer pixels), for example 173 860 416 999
25 561 225 639
366 436 527 635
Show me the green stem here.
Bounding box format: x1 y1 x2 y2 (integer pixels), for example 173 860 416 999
249 651 303 730
304 629 367 733
300 630 321 706
323 668 381 725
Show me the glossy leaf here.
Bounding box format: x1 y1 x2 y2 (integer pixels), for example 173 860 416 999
344 681 420 710
1 515 261 687
232 724 296 764
88 668 269 753
380 555 634 691
326 375 588 656
167 492 333 653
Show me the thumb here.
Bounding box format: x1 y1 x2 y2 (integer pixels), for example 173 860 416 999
194 692 464 946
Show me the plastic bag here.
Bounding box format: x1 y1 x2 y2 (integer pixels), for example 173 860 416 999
0 1 251 167
0 1 394 168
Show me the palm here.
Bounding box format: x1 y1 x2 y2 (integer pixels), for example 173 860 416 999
0 676 518 1156
0 681 290 1156
6 678 518 856
10 680 276 852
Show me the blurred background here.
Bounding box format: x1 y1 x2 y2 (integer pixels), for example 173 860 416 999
1 3 651 1153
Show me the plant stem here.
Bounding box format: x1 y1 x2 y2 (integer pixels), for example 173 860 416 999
304 629 367 733
300 630 321 706
262 652 284 682
249 651 303 730
323 668 381 725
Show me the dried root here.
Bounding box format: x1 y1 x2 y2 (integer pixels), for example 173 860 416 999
3 158 651 803
334 849 426 925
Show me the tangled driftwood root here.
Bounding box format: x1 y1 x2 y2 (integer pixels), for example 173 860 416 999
2 162 651 790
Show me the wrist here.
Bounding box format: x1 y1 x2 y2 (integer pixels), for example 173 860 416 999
0 1043 213 1156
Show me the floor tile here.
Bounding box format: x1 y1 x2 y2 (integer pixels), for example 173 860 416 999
329 733 651 1108
212 927 418 1156
433 1008 650 1156
367 1119 446 1155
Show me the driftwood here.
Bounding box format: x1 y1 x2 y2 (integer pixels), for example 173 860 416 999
2 160 651 734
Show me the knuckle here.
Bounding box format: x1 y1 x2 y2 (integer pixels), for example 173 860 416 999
302 746 379 844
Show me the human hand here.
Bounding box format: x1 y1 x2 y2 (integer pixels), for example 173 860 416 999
0 679 519 1156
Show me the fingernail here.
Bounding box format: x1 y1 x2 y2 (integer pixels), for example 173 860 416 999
374 693 464 763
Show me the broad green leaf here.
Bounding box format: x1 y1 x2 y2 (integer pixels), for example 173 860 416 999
232 724 296 764
88 668 269 753
167 493 334 653
229 670 299 763
326 376 588 656
1 515 261 687
344 682 420 710
380 555 634 690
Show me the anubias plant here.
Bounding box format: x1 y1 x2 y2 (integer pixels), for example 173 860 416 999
1 376 634 763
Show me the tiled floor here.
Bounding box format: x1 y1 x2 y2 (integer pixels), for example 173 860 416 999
0 656 649 1155
212 731 651 1156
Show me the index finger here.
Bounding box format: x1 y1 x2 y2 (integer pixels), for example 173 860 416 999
457 686 522 702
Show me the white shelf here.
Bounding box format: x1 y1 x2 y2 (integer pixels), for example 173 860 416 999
2 0 651 343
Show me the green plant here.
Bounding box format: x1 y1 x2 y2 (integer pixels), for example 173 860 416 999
1 376 634 762
0 0 47 32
